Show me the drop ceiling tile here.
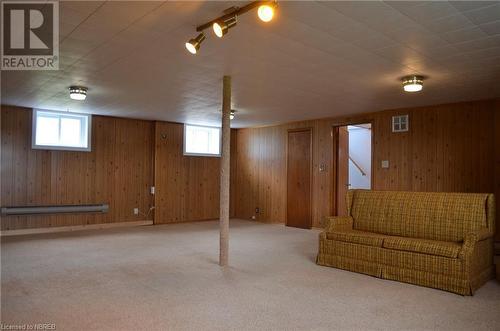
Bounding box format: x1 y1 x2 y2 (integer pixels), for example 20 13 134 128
322 1 405 23
350 33 398 51
415 44 461 60
461 3 500 25
453 35 500 51
463 46 500 60
449 1 498 13
479 20 500 35
404 59 454 78
288 3 375 41
440 26 489 44
65 24 118 45
389 2 461 22
424 14 475 34
60 23 79 39
325 2 417 33
59 6 92 26
60 37 99 56
371 44 430 66
382 25 447 51
383 1 426 11
83 1 161 29
135 2 204 33
77 2 161 35
58 55 82 70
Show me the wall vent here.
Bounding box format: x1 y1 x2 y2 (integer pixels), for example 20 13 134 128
392 115 409 132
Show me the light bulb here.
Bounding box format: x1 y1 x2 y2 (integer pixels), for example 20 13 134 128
258 4 275 22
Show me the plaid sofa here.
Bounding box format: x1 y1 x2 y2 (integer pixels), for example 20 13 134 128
316 190 496 295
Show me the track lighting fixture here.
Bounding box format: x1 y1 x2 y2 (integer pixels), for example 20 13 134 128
213 16 237 38
258 2 277 22
402 75 424 92
185 33 206 55
186 1 278 53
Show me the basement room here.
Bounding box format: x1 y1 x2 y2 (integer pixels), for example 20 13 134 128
1 1 500 330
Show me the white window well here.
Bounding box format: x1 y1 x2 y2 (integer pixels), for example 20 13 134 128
32 109 91 151
183 124 221 157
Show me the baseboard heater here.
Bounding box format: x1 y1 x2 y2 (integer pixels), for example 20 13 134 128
1 204 109 216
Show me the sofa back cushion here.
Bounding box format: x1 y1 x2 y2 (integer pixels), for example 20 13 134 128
349 190 489 242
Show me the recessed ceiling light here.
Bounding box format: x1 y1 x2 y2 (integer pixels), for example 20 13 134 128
258 2 277 22
185 33 206 54
402 75 424 92
69 86 88 100
213 16 237 38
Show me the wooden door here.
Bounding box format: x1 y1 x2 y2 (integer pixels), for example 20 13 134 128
335 126 349 216
286 129 312 229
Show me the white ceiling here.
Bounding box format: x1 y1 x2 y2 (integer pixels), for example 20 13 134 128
2 1 500 128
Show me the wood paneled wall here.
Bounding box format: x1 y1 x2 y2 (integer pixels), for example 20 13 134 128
233 120 333 226
1 106 155 230
232 99 500 240
154 121 237 224
495 99 500 240
3 100 499 240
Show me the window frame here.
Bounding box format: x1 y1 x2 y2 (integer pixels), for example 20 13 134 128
32 109 92 152
183 124 222 157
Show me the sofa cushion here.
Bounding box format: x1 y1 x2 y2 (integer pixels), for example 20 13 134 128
349 190 490 242
326 230 385 247
383 236 462 258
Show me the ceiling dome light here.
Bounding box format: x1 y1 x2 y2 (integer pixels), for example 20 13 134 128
185 33 206 54
402 75 424 92
69 86 88 100
213 16 237 38
258 2 277 22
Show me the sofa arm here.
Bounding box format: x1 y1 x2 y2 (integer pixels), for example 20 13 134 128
324 216 354 233
458 228 493 260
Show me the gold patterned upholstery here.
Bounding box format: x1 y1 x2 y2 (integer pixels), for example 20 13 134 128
383 236 461 258
326 230 384 247
317 190 496 295
349 190 489 242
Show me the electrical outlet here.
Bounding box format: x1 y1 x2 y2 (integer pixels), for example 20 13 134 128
381 160 389 169
255 207 260 214
251 215 256 220
150 186 155 195
133 208 139 215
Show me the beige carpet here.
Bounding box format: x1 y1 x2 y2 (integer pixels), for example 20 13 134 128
1 219 499 330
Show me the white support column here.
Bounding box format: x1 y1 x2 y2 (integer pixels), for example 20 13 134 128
219 75 231 266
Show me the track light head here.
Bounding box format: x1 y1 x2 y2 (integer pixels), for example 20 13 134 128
185 33 206 55
213 16 237 38
258 2 277 22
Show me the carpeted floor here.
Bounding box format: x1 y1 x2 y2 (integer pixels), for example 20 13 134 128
1 219 499 330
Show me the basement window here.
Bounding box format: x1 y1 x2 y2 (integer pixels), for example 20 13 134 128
32 109 91 151
392 114 409 132
183 124 221 157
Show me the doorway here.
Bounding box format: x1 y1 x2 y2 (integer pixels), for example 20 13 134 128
333 123 372 216
286 128 312 229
